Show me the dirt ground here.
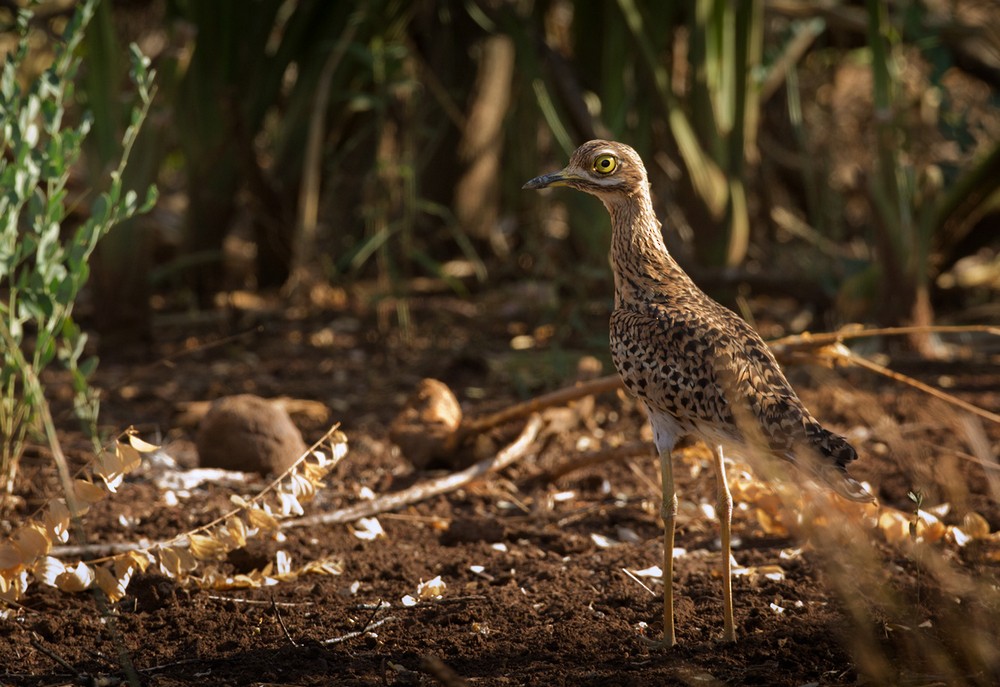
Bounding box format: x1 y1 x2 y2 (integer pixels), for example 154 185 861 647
2 289 1000 686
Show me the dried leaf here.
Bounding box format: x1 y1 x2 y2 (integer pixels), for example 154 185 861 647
43 500 71 544
288 473 316 500
128 432 161 453
959 512 990 540
74 479 106 506
755 507 789 536
352 517 384 541
188 533 228 560
330 432 349 457
175 546 198 573
116 441 143 473
300 460 327 483
247 507 280 532
916 510 947 543
299 557 344 576
0 568 29 598
95 564 130 602
878 510 910 544
275 550 292 576
757 565 785 581
276 492 304 517
590 533 617 548
417 575 446 599
157 547 183 578
223 573 261 589
55 563 94 592
0 542 22 570
33 556 65 586
13 524 51 560
225 517 247 548
124 549 154 573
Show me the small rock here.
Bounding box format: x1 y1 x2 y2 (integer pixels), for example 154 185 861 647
389 379 463 469
196 394 307 475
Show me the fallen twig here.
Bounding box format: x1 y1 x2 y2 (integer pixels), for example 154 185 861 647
461 375 622 436
391 375 619 467
321 615 397 645
768 324 1000 353
50 424 347 561
286 414 544 529
29 636 122 686
272 595 298 647
537 440 650 482
831 344 1000 425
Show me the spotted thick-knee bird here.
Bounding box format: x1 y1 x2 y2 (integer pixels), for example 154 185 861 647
524 140 874 648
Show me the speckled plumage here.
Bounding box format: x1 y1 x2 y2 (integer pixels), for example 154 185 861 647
525 140 873 647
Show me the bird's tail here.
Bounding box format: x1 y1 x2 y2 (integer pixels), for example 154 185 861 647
801 425 875 503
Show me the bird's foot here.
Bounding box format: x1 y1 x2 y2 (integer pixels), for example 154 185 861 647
720 628 737 644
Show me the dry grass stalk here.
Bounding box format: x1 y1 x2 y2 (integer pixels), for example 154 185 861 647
287 414 544 529
1 425 348 604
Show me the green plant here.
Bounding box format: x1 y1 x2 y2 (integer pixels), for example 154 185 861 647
865 0 1000 349
78 0 168 344
617 0 763 267
0 0 157 499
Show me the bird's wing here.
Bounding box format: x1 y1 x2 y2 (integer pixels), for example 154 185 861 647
611 300 801 430
612 300 872 501
612 300 834 450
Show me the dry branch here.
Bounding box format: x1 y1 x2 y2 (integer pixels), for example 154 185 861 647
462 375 622 435
390 375 621 467
538 440 651 482
286 414 543 529
768 324 1000 352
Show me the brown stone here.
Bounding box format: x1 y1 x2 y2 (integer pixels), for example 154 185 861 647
389 378 463 470
196 394 307 475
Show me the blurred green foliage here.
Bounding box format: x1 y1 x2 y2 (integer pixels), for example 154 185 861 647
5 0 1000 341
0 0 156 496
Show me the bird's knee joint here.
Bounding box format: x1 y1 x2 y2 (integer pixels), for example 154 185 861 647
717 493 733 519
661 494 678 522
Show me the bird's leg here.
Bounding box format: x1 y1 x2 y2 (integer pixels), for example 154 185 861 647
712 444 736 642
644 446 678 648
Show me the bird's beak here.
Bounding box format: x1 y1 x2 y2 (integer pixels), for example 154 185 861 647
522 168 576 190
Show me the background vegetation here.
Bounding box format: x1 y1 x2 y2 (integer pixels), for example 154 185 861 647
5 0 998 345
4 0 998 499
1 2 999 684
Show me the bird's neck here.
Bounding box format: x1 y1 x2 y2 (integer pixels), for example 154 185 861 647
605 189 689 306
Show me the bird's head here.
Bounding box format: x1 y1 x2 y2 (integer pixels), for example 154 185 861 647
522 140 647 201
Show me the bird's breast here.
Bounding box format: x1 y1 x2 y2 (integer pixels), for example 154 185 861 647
610 309 715 433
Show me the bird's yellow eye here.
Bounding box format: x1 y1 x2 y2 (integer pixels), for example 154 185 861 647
593 154 618 175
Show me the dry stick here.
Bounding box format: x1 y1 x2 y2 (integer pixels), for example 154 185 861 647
321 616 398 645
540 441 651 482
839 349 1000 425
2 329 142 687
768 324 1000 351
286 414 544 529
271 596 299 647
50 424 347 560
459 375 622 437
29 637 79 675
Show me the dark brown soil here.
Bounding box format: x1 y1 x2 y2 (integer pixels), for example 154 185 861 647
2 290 999 686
